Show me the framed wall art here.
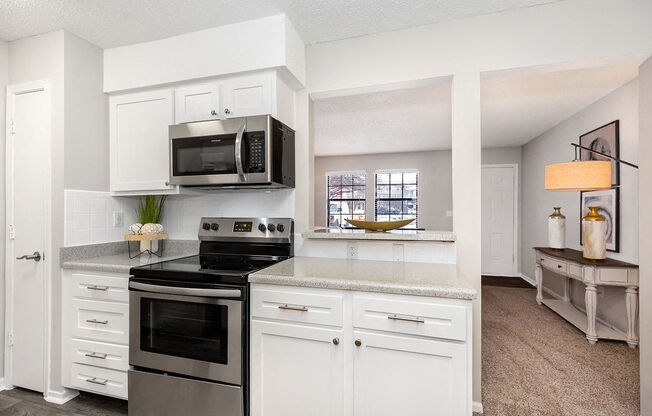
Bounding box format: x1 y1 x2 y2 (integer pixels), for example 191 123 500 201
579 120 620 186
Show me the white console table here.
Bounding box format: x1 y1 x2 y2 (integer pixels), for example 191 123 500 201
534 247 639 348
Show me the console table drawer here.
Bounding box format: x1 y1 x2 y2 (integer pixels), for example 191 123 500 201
596 268 630 285
539 254 567 274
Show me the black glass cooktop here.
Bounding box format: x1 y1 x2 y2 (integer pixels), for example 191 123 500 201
130 254 287 286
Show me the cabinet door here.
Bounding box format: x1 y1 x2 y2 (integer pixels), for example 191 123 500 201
353 331 469 416
250 320 344 416
110 89 175 193
221 74 273 118
174 84 220 123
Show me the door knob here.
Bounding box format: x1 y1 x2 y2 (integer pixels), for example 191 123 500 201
16 251 41 262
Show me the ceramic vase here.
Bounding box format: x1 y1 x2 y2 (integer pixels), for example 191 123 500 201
582 206 606 259
548 207 566 249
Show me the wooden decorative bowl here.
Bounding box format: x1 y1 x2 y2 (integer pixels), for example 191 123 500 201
345 219 415 231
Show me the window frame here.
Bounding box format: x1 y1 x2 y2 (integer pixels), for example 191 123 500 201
374 170 419 229
326 171 367 228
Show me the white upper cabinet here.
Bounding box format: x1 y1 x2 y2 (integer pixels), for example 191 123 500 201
174 84 221 124
109 89 177 195
221 73 273 118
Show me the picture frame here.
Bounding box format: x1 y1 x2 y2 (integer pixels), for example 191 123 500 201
579 120 620 186
580 188 619 252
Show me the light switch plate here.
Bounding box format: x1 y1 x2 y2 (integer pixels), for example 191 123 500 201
347 242 359 259
392 243 405 262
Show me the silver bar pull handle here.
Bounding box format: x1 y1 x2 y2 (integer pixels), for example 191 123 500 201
85 285 109 291
85 352 107 359
234 122 246 180
278 304 308 312
388 314 425 324
86 319 108 325
86 377 108 386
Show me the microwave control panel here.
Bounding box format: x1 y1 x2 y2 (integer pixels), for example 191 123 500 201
246 131 266 173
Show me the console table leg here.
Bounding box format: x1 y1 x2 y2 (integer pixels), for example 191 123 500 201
585 284 598 344
562 276 571 302
625 287 639 348
535 264 543 305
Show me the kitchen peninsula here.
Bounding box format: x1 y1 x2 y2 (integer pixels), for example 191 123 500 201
248 256 475 415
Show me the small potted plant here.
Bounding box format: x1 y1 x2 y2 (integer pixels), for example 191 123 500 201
129 196 167 253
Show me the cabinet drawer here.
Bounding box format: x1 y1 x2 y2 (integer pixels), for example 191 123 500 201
568 264 583 279
70 363 127 399
539 254 567 274
70 338 129 372
353 294 468 341
71 273 129 303
251 286 343 327
596 268 629 285
71 299 129 344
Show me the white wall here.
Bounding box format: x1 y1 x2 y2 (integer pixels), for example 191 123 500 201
64 32 109 191
638 55 652 416
522 79 639 333
0 39 8 379
314 151 453 230
103 14 305 92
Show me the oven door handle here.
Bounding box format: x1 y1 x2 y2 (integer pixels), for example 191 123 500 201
234 122 246 181
129 281 241 298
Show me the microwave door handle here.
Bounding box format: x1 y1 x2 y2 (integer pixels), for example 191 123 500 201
235 122 246 181
129 281 241 298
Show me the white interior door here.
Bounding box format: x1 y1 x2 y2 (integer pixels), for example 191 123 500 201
6 81 50 392
481 165 516 276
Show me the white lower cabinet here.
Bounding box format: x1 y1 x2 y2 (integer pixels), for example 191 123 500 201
353 331 469 416
250 321 345 416
250 284 472 416
63 269 130 400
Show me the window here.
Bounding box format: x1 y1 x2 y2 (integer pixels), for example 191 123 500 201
375 171 418 229
327 173 366 227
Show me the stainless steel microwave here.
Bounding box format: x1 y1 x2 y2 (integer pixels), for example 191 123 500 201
169 115 295 188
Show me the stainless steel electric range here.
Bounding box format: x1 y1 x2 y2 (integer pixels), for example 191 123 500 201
128 217 294 416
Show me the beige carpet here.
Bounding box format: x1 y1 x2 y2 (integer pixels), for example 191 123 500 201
480 284 639 416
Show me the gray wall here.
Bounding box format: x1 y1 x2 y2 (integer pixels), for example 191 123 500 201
314 150 453 230
522 78 639 333
0 40 7 377
482 146 523 274
638 56 652 415
63 32 109 191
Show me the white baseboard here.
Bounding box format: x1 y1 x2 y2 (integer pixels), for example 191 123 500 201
0 378 8 391
44 388 79 405
520 273 536 286
473 401 484 413
482 273 520 277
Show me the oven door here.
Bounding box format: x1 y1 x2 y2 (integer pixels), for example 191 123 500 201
129 282 243 385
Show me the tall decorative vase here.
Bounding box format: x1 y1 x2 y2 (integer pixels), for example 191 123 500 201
548 207 566 249
582 206 606 260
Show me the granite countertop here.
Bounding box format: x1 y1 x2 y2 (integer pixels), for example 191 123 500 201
60 240 199 274
249 257 476 299
302 228 455 242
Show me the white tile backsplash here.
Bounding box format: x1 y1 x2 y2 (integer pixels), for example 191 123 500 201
65 190 138 246
64 188 295 246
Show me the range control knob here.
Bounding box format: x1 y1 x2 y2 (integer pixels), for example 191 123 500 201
267 224 276 232
258 223 267 232
211 223 219 231
277 224 285 232
202 223 211 231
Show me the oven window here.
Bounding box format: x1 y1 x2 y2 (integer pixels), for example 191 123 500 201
140 298 228 364
172 134 237 176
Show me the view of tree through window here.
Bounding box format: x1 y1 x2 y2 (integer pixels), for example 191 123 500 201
375 172 418 228
327 173 366 227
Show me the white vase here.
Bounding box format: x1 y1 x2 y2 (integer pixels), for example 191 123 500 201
582 206 606 259
548 207 566 249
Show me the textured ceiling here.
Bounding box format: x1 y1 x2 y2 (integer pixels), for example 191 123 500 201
313 64 638 156
0 0 561 48
313 84 452 157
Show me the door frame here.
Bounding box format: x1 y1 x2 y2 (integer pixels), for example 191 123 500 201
4 79 53 394
481 163 519 277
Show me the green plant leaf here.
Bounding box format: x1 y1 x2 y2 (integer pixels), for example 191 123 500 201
137 195 167 224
